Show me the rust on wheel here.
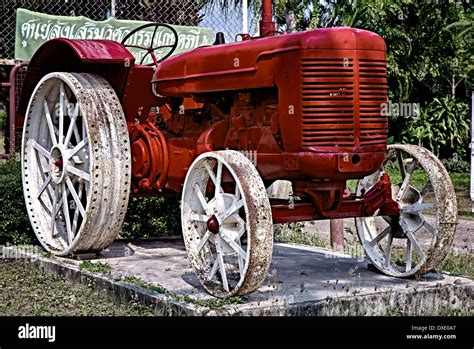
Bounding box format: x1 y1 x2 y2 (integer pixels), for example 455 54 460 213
21 72 131 255
355 144 457 277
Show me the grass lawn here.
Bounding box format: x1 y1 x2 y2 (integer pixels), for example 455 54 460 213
0 259 155 316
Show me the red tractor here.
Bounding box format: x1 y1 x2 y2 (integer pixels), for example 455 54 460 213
18 1 457 297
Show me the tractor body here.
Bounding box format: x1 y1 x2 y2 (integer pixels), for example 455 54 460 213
150 27 390 220
18 1 457 297
19 26 395 223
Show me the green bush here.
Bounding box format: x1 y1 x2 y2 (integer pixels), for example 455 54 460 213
401 97 470 159
120 195 181 240
0 160 181 245
441 157 470 173
0 161 35 245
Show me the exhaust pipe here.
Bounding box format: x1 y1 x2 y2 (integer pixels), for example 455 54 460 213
259 0 275 37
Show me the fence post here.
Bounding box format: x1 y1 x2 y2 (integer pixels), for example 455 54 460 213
110 0 116 17
330 219 344 252
242 0 248 34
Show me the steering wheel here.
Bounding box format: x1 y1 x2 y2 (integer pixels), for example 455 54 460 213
121 23 178 66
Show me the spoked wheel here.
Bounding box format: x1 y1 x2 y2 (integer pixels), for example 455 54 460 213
355 144 457 277
181 150 273 297
21 72 131 255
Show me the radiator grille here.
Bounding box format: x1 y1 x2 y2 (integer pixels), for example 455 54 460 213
301 57 387 148
358 59 388 146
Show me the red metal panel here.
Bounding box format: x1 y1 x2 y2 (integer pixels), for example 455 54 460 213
17 38 135 118
153 27 386 96
35 38 135 63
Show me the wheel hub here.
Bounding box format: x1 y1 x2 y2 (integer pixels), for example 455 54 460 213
207 215 220 234
392 183 424 237
50 146 67 184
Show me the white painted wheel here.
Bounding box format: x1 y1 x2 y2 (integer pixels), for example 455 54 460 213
21 72 131 255
181 150 273 297
355 144 457 277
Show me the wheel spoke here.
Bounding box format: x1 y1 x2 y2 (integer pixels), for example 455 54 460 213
62 183 73 244
58 83 65 144
220 230 247 260
204 162 217 184
37 175 52 199
194 184 210 215
64 104 79 147
223 199 244 221
215 160 223 196
401 203 436 214
232 213 245 226
54 185 69 216
397 160 418 201
51 185 59 237
423 221 437 236
67 137 88 158
237 225 246 239
215 237 229 292
384 233 393 267
406 239 413 272
66 177 85 217
236 239 245 277
43 100 57 146
204 161 224 194
397 150 406 178
31 140 52 160
230 213 246 238
191 212 208 222
207 256 219 280
369 226 390 247
196 230 212 252
67 165 91 182
35 147 54 205
73 123 81 145
406 231 426 261
71 182 84 234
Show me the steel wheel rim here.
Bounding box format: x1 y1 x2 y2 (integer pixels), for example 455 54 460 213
22 75 90 253
22 72 131 255
182 150 273 297
355 144 457 277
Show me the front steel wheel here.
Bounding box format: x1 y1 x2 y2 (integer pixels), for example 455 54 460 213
181 150 273 297
21 72 131 255
355 144 457 277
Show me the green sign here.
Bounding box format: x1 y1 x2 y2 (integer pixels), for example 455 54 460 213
15 8 213 62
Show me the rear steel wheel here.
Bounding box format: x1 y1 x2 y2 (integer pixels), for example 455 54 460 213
355 144 457 277
181 150 273 297
21 72 131 255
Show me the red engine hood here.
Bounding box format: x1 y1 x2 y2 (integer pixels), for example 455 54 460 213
153 27 386 96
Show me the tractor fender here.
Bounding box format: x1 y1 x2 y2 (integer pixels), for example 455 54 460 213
18 38 134 118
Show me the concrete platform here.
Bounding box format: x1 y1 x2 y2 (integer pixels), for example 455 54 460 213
3 241 473 316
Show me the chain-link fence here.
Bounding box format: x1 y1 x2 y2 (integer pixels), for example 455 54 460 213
0 0 245 60
0 0 245 156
